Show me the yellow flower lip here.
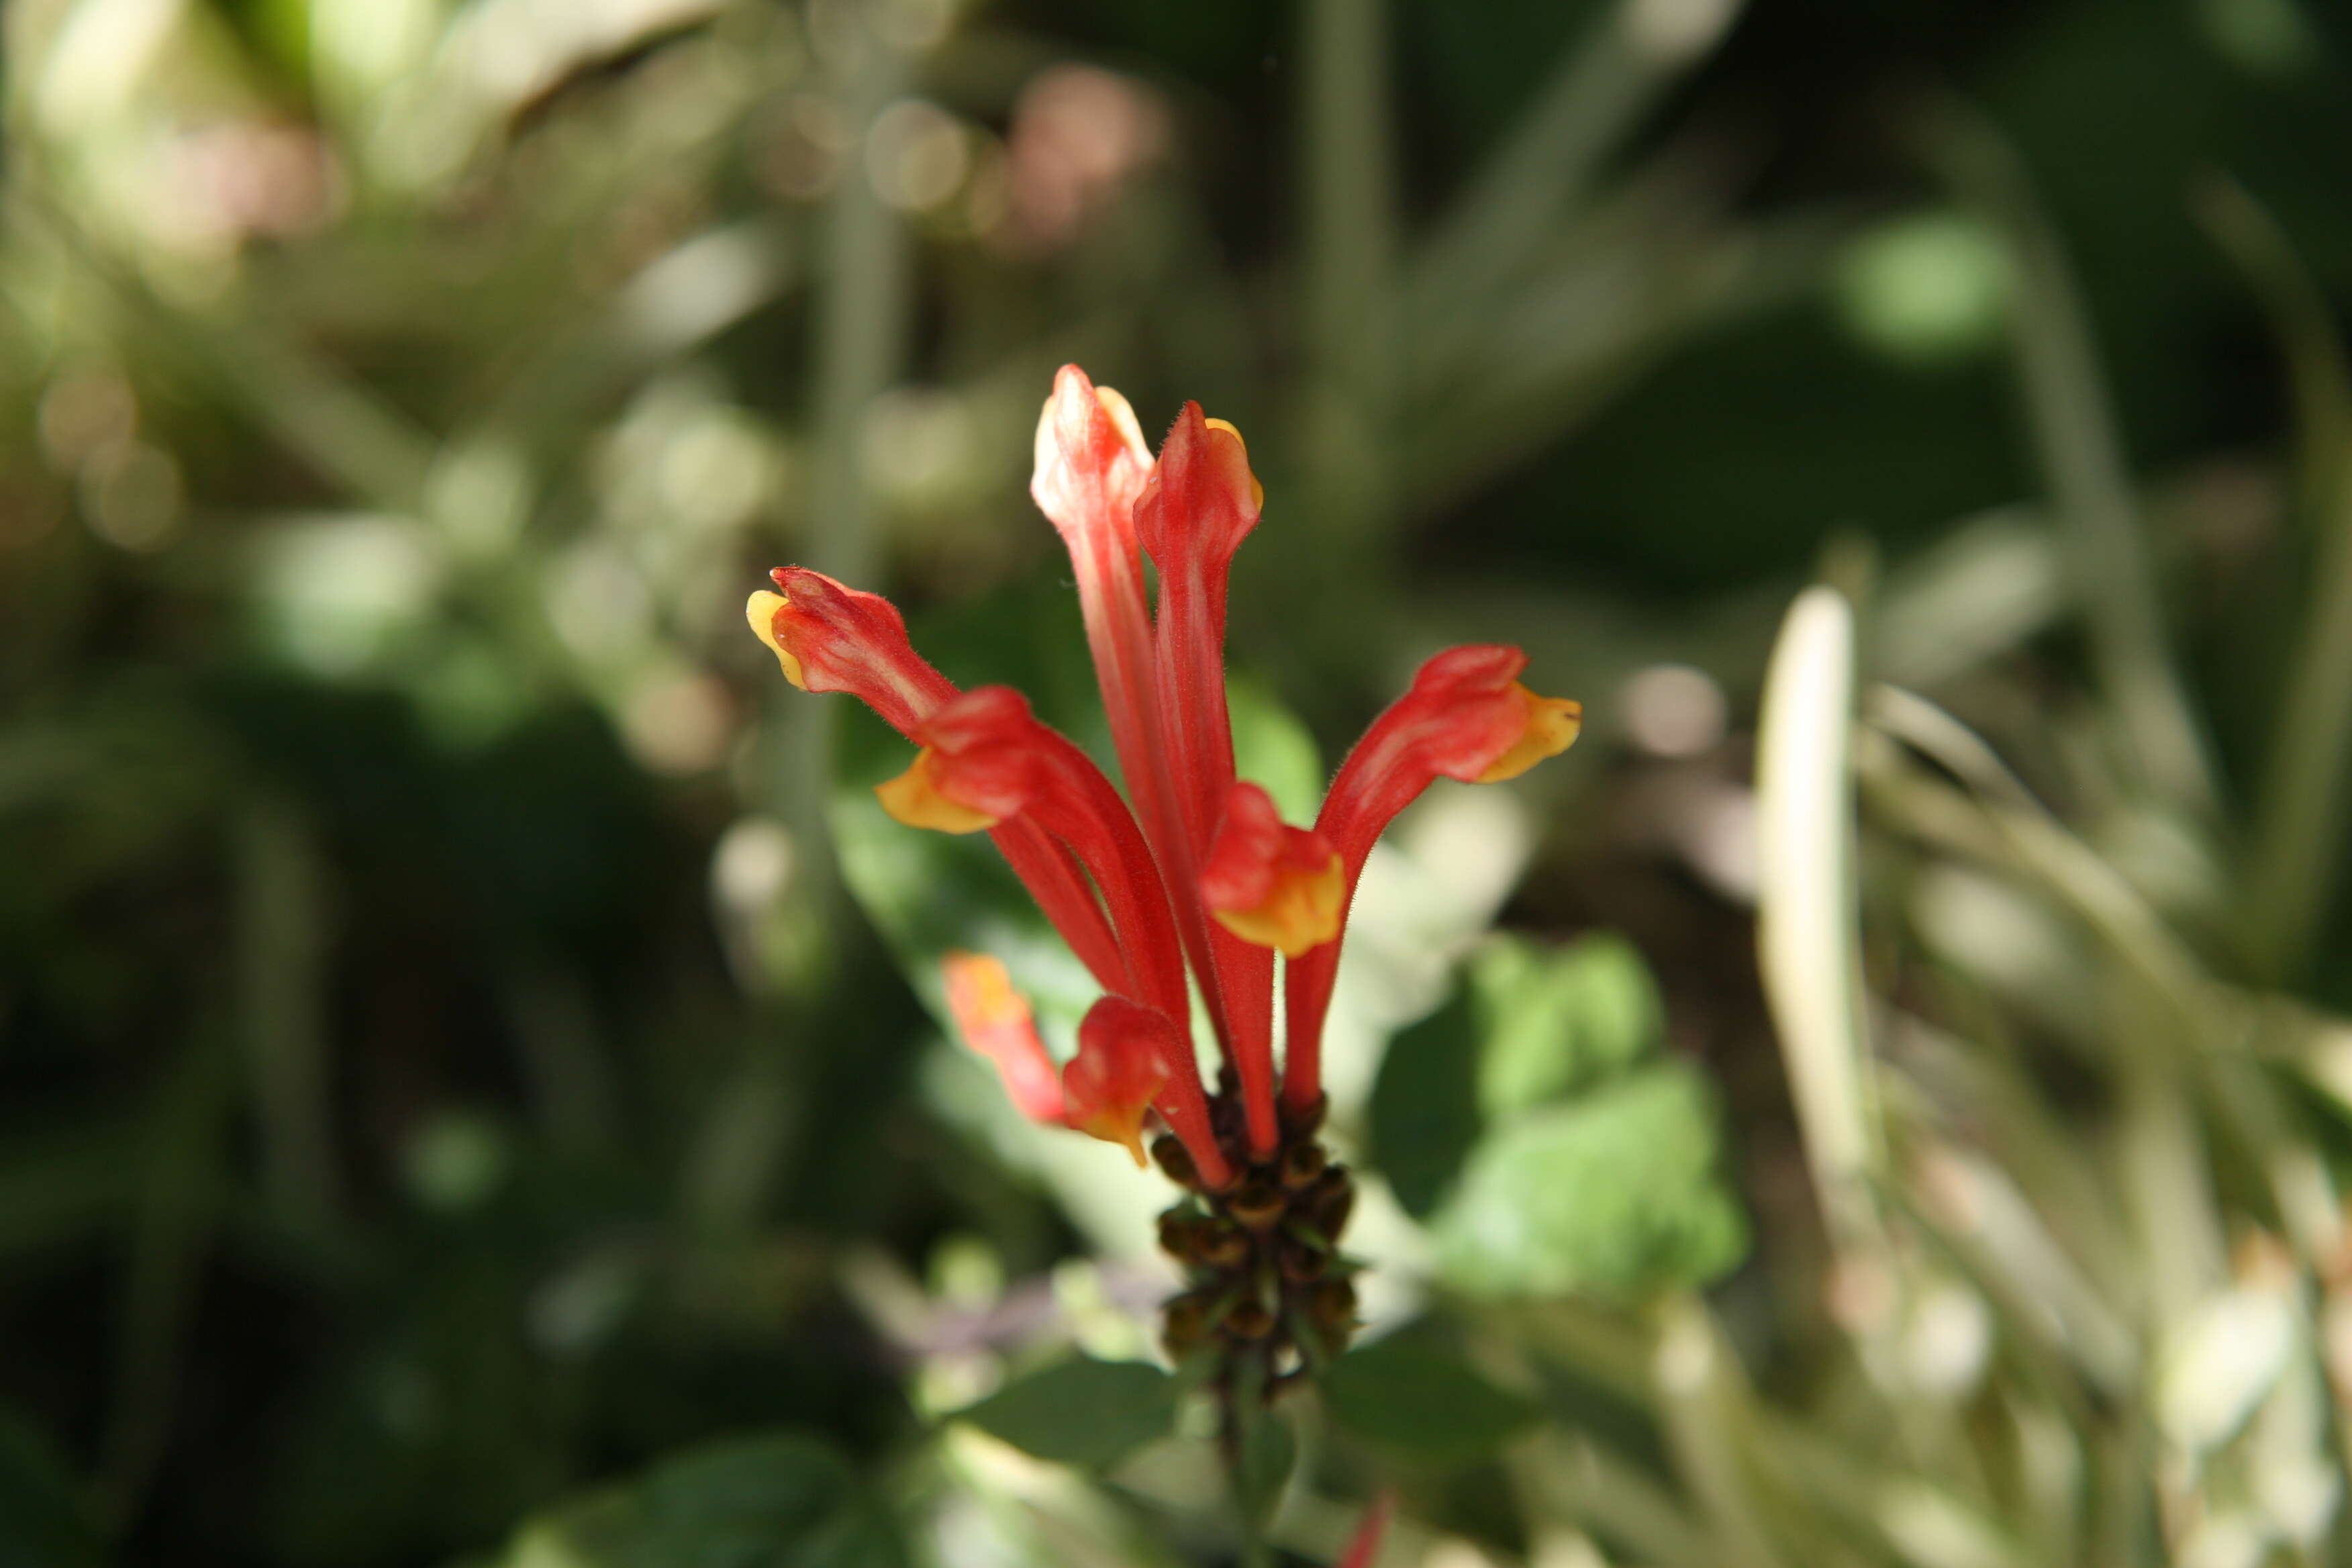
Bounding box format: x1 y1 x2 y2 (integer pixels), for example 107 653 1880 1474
744 589 805 689
1065 993 1176 1169
1072 1102 1153 1167
1202 416 1265 513
1210 849 1343 959
1476 683 1583 783
875 746 1002 834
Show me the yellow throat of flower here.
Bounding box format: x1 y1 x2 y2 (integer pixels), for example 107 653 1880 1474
744 591 806 688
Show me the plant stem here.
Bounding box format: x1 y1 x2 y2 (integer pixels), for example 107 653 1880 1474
691 9 912 1234
1408 0 1745 372
101 1028 236 1527
2197 177 2352 981
1296 0 1397 658
236 797 339 1234
787 0 912 887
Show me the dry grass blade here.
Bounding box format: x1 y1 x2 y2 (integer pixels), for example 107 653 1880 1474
1755 585 1883 1253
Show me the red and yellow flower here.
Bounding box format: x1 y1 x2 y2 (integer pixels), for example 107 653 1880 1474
748 366 1579 1191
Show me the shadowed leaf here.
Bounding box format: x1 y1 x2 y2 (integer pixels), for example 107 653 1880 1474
1322 1330 1538 1466
952 1357 1177 1469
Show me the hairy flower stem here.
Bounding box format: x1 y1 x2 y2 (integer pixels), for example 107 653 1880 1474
1156 1089 1359 1436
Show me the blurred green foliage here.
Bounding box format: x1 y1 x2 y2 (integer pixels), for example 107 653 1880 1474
1367 928 1745 1302
1435 1062 1747 1300
488 1432 902 1568
7 0 2352 1563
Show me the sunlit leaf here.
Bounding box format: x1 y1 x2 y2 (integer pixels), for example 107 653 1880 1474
1473 932 1664 1119
1373 932 1667 1218
1433 1063 1747 1298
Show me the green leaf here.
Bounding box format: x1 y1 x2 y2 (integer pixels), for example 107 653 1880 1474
796 1498 914 1568
1320 1330 1538 1466
1372 932 1667 1218
1473 932 1663 1120
496 1432 895 1568
951 1357 1177 1469
1434 1062 1748 1299
1368 977 1483 1219
1226 676 1326 823
1232 1402 1297 1534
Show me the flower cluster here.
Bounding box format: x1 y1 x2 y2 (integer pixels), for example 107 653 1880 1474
748 367 1577 1359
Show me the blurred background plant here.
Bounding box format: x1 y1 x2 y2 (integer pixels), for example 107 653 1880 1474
5 0 2352 1562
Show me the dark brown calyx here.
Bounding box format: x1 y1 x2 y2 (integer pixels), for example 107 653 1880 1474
1152 1102 1360 1405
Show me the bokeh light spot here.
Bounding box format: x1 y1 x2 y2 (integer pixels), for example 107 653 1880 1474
1834 212 2009 366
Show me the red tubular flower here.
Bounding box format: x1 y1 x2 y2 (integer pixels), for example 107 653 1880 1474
877 686 1195 1036
752 568 1128 997
746 568 952 732
1134 405 1285 1153
1034 370 1249 1093
1063 995 1185 1167
746 364 1577 1198
1279 646 1582 1114
944 952 1065 1124
946 954 1213 1181
1030 371 1182 900
1201 781 1342 959
1134 406 1261 858
1336 1494 1395 1568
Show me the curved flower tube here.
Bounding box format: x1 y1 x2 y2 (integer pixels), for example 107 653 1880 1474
1037 372 1255 1114
1136 405 1281 1148
751 569 1128 997
942 952 1064 1124
877 685 1193 1034
946 956 1214 1183
1279 646 1581 1112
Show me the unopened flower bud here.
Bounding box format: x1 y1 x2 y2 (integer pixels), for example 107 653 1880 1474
1153 1135 1200 1189
1277 1238 1328 1283
1159 1210 1209 1261
1279 1142 1326 1189
1279 1093 1328 1140
1201 1222 1250 1269
1304 1166 1354 1238
1226 1300 1275 1340
1306 1279 1358 1355
1226 1179 1285 1231
1162 1291 1212 1359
